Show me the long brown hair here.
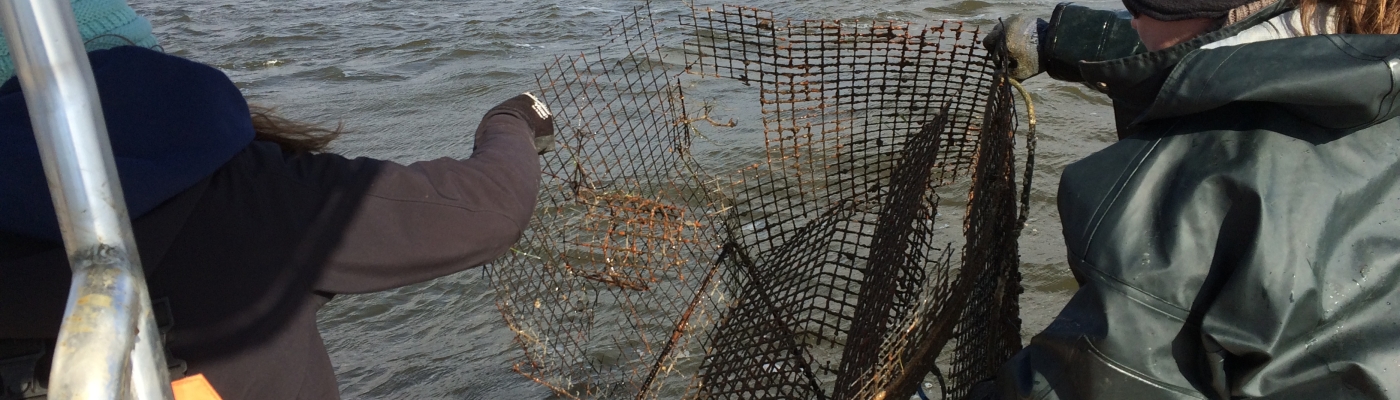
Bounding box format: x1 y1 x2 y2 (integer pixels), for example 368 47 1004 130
249 105 343 153
1297 0 1400 34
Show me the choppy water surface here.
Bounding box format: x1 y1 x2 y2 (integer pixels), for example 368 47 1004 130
134 0 1127 398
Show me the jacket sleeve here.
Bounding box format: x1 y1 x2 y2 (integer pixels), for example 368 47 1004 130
295 111 541 294
1041 3 1146 82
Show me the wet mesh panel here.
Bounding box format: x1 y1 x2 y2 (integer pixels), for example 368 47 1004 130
682 6 1008 398
945 62 1027 400
488 5 729 398
489 3 1029 399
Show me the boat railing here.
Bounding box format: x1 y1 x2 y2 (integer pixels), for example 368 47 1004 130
0 0 173 398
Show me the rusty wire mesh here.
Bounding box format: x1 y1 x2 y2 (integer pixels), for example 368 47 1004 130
488 3 1030 399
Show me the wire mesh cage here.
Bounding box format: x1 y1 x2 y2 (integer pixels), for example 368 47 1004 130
488 2 1032 399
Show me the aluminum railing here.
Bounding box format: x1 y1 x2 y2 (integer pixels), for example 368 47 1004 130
0 0 173 399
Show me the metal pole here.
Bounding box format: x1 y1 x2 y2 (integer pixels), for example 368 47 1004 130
0 1 172 399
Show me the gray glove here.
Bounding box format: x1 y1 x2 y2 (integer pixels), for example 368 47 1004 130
983 15 1049 81
484 92 555 154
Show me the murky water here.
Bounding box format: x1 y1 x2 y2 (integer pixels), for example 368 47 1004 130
133 0 1127 398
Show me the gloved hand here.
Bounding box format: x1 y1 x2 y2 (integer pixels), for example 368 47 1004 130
983 14 1049 81
484 92 556 154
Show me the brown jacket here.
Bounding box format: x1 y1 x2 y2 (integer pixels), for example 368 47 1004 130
0 111 540 399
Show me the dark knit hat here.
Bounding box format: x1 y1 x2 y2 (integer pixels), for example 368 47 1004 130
1 0 159 82
1122 0 1259 21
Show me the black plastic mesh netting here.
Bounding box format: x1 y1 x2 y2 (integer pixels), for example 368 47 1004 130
488 3 1031 399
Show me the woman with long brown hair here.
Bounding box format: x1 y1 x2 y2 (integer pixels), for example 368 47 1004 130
1299 0 1400 34
982 0 1400 398
0 1 552 398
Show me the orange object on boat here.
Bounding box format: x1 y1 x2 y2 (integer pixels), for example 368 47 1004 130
172 374 223 400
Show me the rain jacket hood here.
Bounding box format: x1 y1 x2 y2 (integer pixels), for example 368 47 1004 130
0 46 254 241
1141 35 1400 130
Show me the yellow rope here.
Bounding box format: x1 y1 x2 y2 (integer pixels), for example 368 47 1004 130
1006 77 1037 128
1006 77 1037 229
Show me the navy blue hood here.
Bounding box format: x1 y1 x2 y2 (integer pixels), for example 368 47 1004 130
1 46 254 241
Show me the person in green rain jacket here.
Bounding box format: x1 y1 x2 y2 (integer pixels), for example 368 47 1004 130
987 0 1400 398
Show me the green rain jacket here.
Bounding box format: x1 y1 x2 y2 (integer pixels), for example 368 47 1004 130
1001 3 1400 399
